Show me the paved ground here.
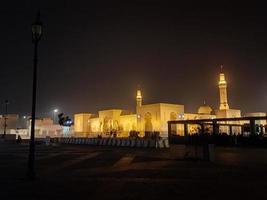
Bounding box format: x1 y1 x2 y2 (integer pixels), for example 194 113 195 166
0 143 267 200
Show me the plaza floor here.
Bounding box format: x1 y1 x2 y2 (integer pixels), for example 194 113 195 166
0 143 267 200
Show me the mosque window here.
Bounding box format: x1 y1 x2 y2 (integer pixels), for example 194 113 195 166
170 112 177 120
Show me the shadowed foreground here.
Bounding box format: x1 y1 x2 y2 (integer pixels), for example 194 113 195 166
1 143 267 200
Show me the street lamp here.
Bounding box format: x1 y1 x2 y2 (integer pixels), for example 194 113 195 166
27 11 43 180
53 108 58 123
2 100 9 138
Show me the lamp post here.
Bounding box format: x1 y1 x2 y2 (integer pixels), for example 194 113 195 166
27 11 42 180
53 109 58 123
3 100 9 137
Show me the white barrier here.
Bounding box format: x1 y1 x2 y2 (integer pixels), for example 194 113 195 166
103 139 107 145
89 138 92 144
116 139 121 147
163 139 169 148
143 140 149 148
86 138 90 144
75 139 79 145
95 138 99 145
149 140 156 148
130 139 136 147
136 140 141 147
107 138 112 146
121 139 126 147
126 139 131 147
112 139 117 146
82 138 85 144
156 140 164 148
59 137 169 148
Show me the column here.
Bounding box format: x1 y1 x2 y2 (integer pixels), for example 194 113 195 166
184 123 188 137
212 120 219 135
250 119 256 135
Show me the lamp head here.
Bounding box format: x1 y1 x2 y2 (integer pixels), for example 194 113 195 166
32 11 43 42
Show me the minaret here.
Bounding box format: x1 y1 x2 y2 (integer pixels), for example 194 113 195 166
136 89 142 107
218 65 229 110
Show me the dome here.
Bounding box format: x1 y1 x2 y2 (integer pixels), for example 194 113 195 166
198 105 212 115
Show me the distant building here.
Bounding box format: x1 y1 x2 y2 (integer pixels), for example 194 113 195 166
0 114 19 133
28 118 65 138
0 115 72 138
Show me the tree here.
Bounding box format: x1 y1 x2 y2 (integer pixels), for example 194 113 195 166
58 113 73 127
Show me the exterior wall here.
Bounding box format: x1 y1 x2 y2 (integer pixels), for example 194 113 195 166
160 104 184 137
33 118 53 126
184 113 215 120
34 124 63 138
87 111 137 138
215 109 241 118
136 103 184 137
244 112 266 125
98 109 122 134
89 117 100 136
76 104 185 138
28 118 64 138
119 114 137 137
215 109 241 134
74 113 91 136
184 113 198 120
136 103 161 135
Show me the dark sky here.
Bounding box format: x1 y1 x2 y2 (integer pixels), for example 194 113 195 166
1 0 267 118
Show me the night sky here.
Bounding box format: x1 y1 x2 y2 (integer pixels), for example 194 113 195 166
1 1 267 118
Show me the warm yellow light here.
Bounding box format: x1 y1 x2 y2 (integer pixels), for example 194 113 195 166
136 90 142 99
219 73 227 85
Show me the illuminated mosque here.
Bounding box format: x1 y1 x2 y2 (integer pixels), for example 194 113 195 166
74 68 266 137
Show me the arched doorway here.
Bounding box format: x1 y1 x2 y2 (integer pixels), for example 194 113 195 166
145 112 153 132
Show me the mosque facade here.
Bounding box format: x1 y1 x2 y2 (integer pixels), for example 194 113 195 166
74 69 266 137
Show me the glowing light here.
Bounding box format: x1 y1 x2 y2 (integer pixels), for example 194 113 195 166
136 90 142 99
136 89 142 107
